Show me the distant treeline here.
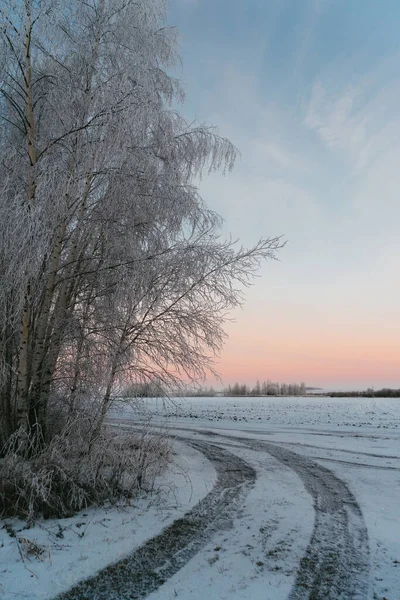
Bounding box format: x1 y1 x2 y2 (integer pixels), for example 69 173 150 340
329 388 400 398
175 380 307 397
121 383 400 399
121 381 164 398
224 380 307 397
179 387 217 397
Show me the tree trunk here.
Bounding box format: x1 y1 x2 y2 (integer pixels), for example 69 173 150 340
28 223 66 440
0 321 15 445
90 350 120 446
20 0 104 439
15 2 36 433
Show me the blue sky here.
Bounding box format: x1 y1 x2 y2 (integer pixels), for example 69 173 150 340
168 0 400 389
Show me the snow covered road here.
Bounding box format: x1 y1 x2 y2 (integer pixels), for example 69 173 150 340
111 396 399 600
57 439 256 600
1 396 399 599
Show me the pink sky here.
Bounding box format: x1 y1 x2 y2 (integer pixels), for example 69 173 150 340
171 0 400 392
211 288 400 391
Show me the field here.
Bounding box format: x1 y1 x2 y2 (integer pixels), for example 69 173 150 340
1 396 399 599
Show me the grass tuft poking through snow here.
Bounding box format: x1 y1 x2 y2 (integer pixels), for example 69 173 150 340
0 419 171 522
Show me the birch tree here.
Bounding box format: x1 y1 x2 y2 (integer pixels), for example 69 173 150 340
0 0 283 451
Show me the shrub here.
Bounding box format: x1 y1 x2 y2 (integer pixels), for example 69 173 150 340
0 419 171 521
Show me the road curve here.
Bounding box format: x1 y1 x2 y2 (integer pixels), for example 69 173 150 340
56 423 371 600
209 432 370 600
56 440 256 600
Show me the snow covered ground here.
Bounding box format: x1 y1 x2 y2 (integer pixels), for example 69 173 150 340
0 441 216 599
1 396 399 599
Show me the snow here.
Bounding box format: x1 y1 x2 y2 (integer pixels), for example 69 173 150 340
123 395 400 600
146 444 314 600
0 440 216 600
1 395 399 599
123 394 400 432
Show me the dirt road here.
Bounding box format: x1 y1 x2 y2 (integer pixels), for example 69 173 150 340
57 427 371 600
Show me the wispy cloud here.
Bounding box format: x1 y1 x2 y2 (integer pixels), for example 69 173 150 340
306 82 366 160
305 75 400 174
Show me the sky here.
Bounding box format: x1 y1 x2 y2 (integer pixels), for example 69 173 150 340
168 0 400 391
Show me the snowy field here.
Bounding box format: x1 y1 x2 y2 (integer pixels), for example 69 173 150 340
1 396 399 599
131 394 400 431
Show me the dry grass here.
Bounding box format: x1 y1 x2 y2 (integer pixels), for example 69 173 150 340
0 418 171 521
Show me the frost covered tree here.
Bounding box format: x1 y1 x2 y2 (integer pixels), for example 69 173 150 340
0 0 282 450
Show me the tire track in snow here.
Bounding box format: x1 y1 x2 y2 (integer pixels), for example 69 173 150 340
275 439 400 460
206 432 370 600
106 422 371 599
56 440 256 600
257 441 370 600
304 454 400 471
